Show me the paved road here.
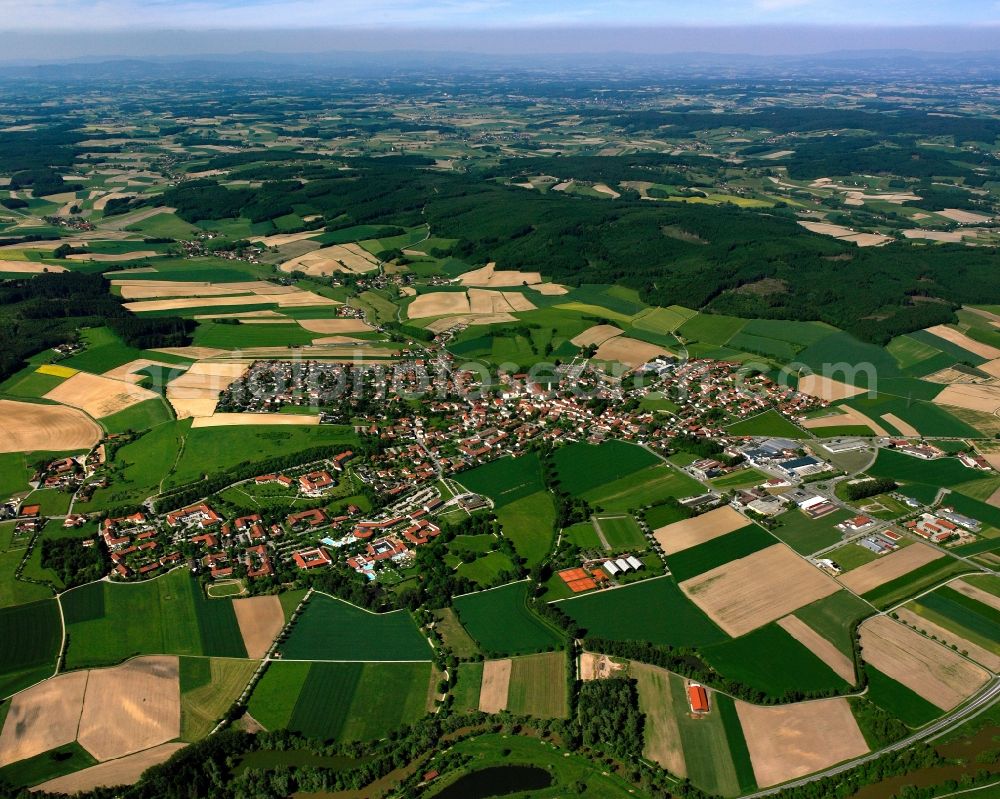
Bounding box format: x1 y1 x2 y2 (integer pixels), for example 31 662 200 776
740 678 1000 798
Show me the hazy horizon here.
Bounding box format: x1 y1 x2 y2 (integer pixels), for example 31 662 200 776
1 24 999 64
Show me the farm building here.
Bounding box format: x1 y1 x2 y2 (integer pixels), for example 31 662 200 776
687 682 710 714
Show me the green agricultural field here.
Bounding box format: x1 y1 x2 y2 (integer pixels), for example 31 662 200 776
583 464 703 513
666 525 773 582
631 305 696 334
62 568 246 669
455 551 517 586
453 582 563 656
167 423 356 488
862 558 976 609
495 490 555 567
100 398 173 434
560 576 727 648
826 541 880 572
702 623 852 699
78 419 189 510
191 321 318 349
0 741 97 792
0 454 31 500
907 586 1000 657
125 211 201 239
843 397 981 439
455 452 544 509
594 515 647 551
0 598 61 698
709 468 770 490
678 313 747 346
794 591 873 657
769 508 853 555
179 656 259 741
4 370 66 398
552 440 659 496
506 652 568 718
279 593 431 661
868 449 992 491
451 661 484 712
249 660 432 742
865 665 941 727
643 501 692 529
886 335 945 371
563 521 604 550
0 524 54 609
725 410 803 438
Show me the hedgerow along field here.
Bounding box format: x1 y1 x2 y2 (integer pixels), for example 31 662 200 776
453 582 564 656
0 598 61 697
248 660 433 741
278 593 432 661
61 568 247 669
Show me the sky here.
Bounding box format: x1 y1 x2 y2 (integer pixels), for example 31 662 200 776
1 0 998 61
3 0 1000 31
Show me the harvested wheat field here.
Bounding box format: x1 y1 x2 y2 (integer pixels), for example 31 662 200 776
803 406 887 435
950 579 1000 613
424 313 517 333
459 263 542 287
838 543 944 595
978 360 1000 379
595 336 669 368
32 742 187 794
778 615 856 683
124 291 336 313
194 310 288 321
152 346 226 360
796 374 866 401
579 652 626 681
933 384 1000 414
77 656 181 762
478 659 512 713
166 362 250 418
937 209 994 225
0 260 67 273
66 251 159 262
925 325 1000 359
593 183 621 198
895 608 1000 672
860 616 989 710
44 372 159 419
530 283 569 295
903 229 964 243
100 207 178 231
92 191 136 211
233 596 285 658
680 545 839 638
736 698 869 788
654 506 749 555
882 413 919 437
279 247 378 276
571 325 624 348
407 291 472 319
298 318 374 334
191 413 319 428
0 399 102 453
468 288 536 314
250 230 323 247
102 359 185 384
0 672 89 767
